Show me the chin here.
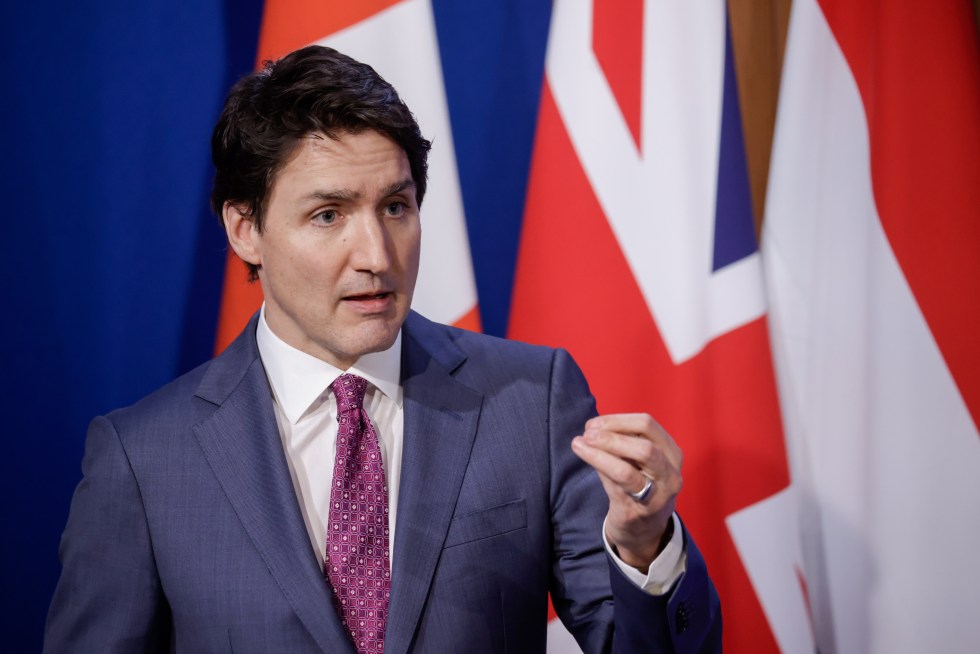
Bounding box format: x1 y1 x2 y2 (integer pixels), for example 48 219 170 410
351 322 401 355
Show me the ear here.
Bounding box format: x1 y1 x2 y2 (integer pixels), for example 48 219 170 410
222 202 262 267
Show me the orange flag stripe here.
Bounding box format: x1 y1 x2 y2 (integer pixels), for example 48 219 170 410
257 0 402 64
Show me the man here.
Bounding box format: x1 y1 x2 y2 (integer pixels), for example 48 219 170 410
45 46 720 653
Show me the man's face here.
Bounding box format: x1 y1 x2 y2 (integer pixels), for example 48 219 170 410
231 129 421 368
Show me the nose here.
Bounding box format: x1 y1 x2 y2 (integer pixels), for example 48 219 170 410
348 214 393 275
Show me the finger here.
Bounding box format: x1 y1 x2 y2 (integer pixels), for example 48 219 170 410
591 468 657 512
572 436 656 499
585 413 663 435
582 428 666 474
585 414 682 468
582 429 682 499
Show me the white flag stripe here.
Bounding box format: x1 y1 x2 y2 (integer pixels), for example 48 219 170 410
317 0 478 326
763 0 980 652
547 0 765 365
726 488 814 653
546 618 584 654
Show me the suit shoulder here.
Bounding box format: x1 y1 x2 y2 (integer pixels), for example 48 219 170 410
454 326 557 363
404 313 590 398
103 321 261 435
410 312 558 366
101 357 217 437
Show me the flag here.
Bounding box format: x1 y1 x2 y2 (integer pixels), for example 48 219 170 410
214 0 480 353
510 1 814 651
763 0 980 652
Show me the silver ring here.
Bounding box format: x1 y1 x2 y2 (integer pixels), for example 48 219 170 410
628 477 654 502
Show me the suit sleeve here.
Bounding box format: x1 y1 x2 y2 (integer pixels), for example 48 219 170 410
44 416 171 653
546 348 722 653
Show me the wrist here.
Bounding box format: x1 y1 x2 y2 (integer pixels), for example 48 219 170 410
608 515 675 573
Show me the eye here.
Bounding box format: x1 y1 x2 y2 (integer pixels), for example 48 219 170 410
312 209 337 225
384 201 407 217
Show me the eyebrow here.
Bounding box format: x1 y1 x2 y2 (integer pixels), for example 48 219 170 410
299 179 416 205
300 189 357 204
381 179 416 198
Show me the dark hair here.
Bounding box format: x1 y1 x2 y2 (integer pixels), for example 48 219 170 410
211 45 431 280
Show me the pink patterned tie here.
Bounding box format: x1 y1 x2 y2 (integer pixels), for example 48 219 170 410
326 374 391 653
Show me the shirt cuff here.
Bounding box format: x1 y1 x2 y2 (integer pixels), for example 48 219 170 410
602 513 686 595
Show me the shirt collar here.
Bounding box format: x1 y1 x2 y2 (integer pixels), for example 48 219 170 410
255 305 402 424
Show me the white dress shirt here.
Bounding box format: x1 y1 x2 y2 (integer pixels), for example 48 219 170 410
255 308 684 593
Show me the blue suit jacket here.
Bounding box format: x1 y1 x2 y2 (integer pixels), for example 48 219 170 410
45 312 720 652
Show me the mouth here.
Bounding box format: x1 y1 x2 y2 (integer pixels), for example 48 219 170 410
341 291 395 313
343 291 392 302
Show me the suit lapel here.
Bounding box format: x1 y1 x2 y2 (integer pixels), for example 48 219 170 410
385 314 483 654
192 319 354 654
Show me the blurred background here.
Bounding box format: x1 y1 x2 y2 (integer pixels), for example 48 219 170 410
3 1 978 652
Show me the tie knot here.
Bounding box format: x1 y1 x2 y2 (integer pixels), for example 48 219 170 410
330 373 368 413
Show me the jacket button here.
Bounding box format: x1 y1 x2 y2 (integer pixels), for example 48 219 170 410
675 601 690 634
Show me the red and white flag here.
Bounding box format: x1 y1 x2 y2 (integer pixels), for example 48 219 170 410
763 0 980 652
214 0 480 352
511 1 812 651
